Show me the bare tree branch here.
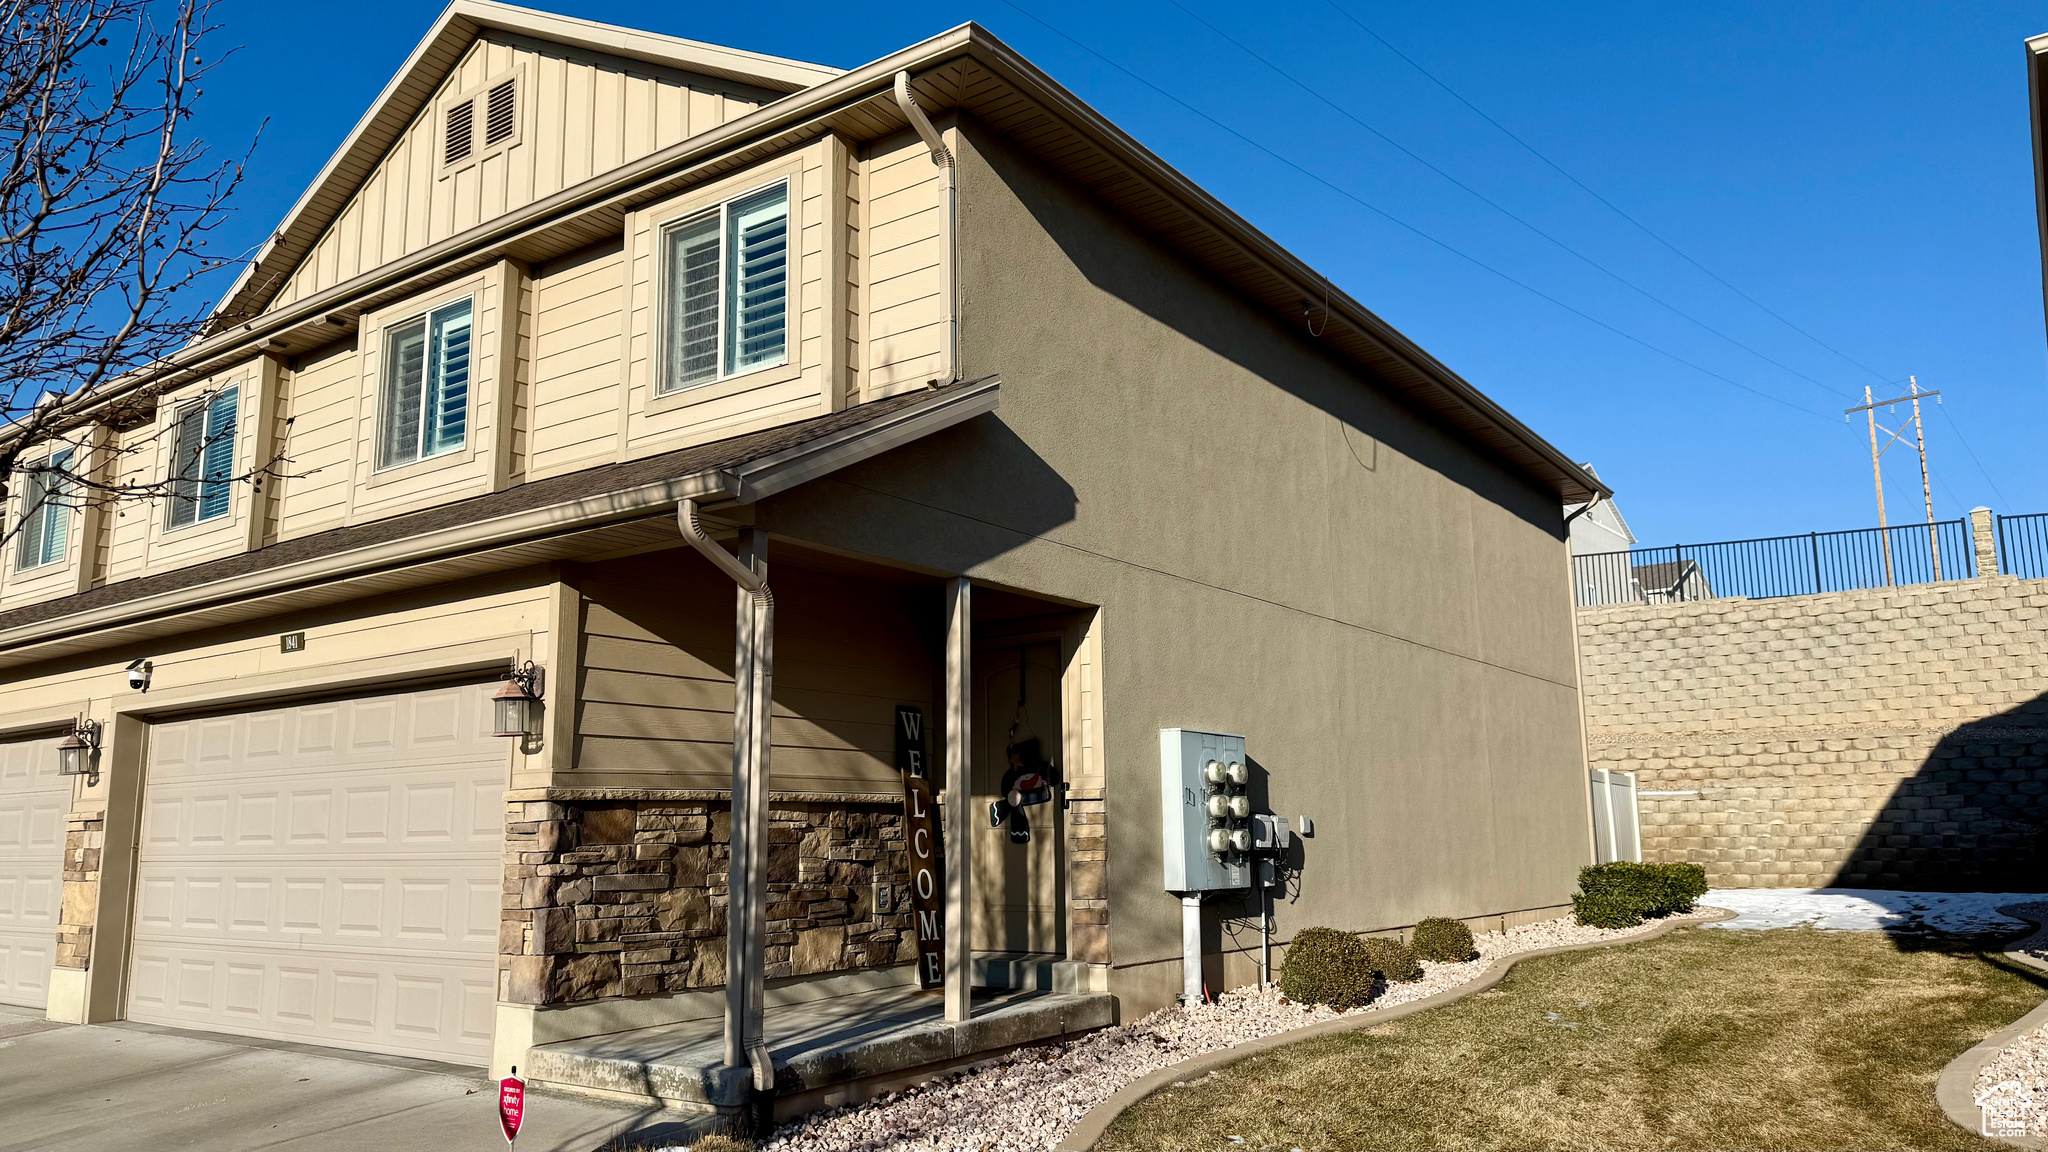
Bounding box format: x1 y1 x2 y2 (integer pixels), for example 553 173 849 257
0 0 279 556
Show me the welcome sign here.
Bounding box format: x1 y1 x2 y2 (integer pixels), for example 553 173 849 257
896 704 945 990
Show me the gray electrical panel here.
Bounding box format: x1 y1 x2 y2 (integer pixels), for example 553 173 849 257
1160 727 1250 892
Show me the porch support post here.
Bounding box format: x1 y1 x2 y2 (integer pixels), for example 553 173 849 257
944 576 973 1022
720 529 774 1094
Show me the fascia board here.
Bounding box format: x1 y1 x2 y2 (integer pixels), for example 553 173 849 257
720 377 1000 502
459 0 841 90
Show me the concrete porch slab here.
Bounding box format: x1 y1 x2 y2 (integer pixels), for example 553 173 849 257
527 986 1114 1118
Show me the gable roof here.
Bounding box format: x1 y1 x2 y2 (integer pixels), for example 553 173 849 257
210 0 840 326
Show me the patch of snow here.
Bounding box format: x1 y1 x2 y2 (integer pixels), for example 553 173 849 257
1701 888 2048 935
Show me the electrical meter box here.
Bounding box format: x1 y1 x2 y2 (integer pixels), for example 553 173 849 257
1160 727 1251 892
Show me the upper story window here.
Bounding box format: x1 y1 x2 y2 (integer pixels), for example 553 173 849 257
166 387 238 530
377 298 473 470
660 182 789 394
15 448 73 570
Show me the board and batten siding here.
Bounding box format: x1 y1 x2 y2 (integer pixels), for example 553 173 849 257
860 131 948 398
572 554 933 795
268 35 775 312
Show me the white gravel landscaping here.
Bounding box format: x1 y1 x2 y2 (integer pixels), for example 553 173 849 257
725 912 1695 1152
1702 888 2048 936
1958 900 2048 1139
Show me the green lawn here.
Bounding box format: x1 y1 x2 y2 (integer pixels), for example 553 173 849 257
1098 926 2047 1152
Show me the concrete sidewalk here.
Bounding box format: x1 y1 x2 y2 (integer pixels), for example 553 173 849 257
0 1007 707 1151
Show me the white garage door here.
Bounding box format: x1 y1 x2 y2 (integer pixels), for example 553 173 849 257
0 737 66 1008
129 683 506 1064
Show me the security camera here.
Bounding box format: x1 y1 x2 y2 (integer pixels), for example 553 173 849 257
126 658 152 692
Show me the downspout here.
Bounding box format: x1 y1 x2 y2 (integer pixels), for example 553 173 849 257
677 498 776 1118
894 71 958 384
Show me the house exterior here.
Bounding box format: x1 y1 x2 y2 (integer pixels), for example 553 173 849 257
0 0 1607 1105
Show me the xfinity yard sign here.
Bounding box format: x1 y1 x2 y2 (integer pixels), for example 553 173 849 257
499 1070 525 1145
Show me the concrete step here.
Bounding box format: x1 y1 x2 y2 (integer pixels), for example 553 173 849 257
971 950 1063 991
526 986 1115 1118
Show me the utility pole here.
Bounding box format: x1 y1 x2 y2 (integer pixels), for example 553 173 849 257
1908 378 1940 579
1845 381 1944 584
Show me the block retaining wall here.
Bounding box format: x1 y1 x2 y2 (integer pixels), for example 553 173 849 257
1577 567 2048 890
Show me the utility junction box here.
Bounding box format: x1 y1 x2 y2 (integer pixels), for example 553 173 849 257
1160 727 1251 892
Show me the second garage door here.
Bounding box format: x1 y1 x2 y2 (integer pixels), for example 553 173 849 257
128 683 505 1064
0 737 66 1008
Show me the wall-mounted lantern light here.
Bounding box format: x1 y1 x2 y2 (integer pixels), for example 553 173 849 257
491 662 544 739
57 718 100 781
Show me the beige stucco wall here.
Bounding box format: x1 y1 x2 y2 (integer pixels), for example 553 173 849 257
1579 573 2048 890
753 119 1592 1014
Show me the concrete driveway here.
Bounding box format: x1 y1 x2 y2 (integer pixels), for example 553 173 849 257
0 1006 710 1152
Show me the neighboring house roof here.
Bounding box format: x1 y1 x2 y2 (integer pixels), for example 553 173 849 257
0 378 998 670
1631 560 1705 594
1566 464 1636 558
27 6 1606 506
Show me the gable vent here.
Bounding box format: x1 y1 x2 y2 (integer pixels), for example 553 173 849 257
444 100 474 165
485 78 516 146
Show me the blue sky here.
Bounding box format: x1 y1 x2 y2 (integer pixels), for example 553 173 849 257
194 0 2048 546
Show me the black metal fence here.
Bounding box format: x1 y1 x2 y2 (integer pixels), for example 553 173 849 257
1999 513 2048 580
1573 519 1977 607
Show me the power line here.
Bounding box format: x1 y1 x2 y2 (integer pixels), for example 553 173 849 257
993 0 1836 420
1321 0 1894 386
1934 396 2013 508
1164 0 1857 404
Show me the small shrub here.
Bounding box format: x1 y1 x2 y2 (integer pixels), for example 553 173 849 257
1650 862 1710 913
688 1137 753 1152
1410 917 1477 963
1572 889 1643 929
1573 861 1709 927
1280 927 1377 1008
1361 936 1423 983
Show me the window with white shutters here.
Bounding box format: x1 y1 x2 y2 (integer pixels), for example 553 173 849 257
15 448 73 570
377 298 473 470
659 182 789 394
166 387 237 530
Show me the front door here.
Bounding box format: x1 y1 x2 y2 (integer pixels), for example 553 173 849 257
971 642 1065 955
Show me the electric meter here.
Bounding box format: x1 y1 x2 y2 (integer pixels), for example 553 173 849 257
1160 728 1252 892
